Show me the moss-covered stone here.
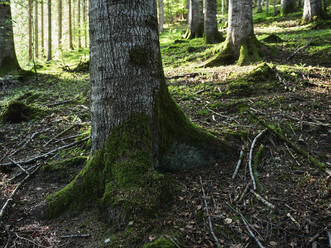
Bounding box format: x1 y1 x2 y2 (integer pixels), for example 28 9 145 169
142 236 176 248
0 100 46 123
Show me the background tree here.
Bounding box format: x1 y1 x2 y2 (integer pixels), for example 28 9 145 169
77 0 81 49
46 0 232 222
281 0 297 15
83 0 87 47
58 0 62 48
205 0 262 66
29 0 33 61
204 0 222 44
41 0 45 56
68 0 73 50
0 0 20 75
303 0 323 23
257 0 263 12
158 0 164 32
185 0 204 39
34 0 38 58
47 0 52 61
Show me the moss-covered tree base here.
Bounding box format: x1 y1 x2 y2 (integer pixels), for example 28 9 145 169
204 31 224 44
183 27 204 39
204 35 263 67
46 81 235 228
0 56 20 76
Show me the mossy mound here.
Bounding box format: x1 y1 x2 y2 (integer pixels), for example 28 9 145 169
224 63 277 97
142 236 177 248
40 156 87 183
1 100 46 123
262 34 284 43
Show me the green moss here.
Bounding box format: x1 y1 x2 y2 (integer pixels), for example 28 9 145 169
1 100 46 123
142 236 176 248
204 40 236 67
237 36 261 66
262 34 284 43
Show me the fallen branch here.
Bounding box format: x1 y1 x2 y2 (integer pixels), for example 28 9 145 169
8 157 29 175
44 124 79 147
0 137 89 168
199 176 221 248
241 216 265 248
250 189 275 209
287 40 312 61
286 213 300 228
60 234 90 239
52 133 86 145
249 129 267 190
232 145 245 180
46 99 74 107
238 183 251 202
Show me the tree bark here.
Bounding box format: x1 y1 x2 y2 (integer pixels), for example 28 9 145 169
266 0 269 14
47 0 52 61
273 0 278 15
185 0 204 38
281 0 297 15
0 0 20 75
34 0 39 58
41 0 44 56
83 0 87 47
158 0 164 32
303 0 323 22
205 0 261 66
58 0 62 48
77 0 81 49
68 0 73 49
257 0 263 12
221 0 225 15
204 0 222 43
29 0 33 61
47 0 233 224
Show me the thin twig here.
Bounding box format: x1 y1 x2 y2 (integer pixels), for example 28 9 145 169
249 129 267 190
232 145 245 179
199 176 221 247
46 99 74 107
44 124 79 147
60 234 90 239
250 189 275 209
241 217 265 248
0 137 89 168
8 157 29 175
238 183 251 202
287 213 300 228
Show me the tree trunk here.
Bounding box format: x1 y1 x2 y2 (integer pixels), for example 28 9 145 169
185 0 204 39
281 0 297 15
205 0 261 66
58 0 62 48
83 0 87 47
158 0 164 32
0 0 20 75
257 0 263 12
222 0 225 15
273 0 278 15
204 0 222 43
41 0 44 56
72 0 75 47
47 0 52 61
266 0 269 14
68 0 73 49
303 0 322 22
29 0 33 61
77 0 81 49
34 0 39 58
46 0 233 224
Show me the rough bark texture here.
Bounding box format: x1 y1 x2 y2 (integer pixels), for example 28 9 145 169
35 0 39 58
29 0 33 61
68 0 73 50
58 0 62 48
205 0 261 66
303 0 322 22
0 0 20 75
47 0 52 61
204 0 222 44
47 0 233 225
281 0 297 15
185 0 204 39
158 0 164 32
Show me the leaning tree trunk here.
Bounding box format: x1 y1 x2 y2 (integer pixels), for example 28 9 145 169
205 0 261 66
281 0 297 15
46 0 233 225
185 0 204 39
158 0 164 32
204 0 222 43
47 0 52 61
303 0 323 22
0 0 20 75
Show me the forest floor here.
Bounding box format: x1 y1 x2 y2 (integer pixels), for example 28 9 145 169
0 11 330 248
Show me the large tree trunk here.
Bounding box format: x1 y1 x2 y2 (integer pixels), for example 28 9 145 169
58 0 62 48
281 0 297 15
205 0 261 66
34 0 39 58
29 0 33 61
46 0 233 224
158 0 164 32
0 0 20 75
303 0 323 22
68 0 73 50
185 0 204 39
204 0 222 44
47 0 52 61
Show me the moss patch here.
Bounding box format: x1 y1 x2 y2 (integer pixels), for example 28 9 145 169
142 236 177 248
262 34 284 43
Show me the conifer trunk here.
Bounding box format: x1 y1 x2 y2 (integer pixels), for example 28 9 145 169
77 0 81 49
83 0 87 47
47 0 52 61
185 0 204 38
204 0 222 43
58 0 62 48
29 0 33 61
68 0 73 49
0 0 20 75
34 0 39 58
158 0 164 32
41 1 45 56
303 0 323 22
281 0 297 15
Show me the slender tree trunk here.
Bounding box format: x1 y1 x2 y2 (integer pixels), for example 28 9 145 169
41 0 44 56
205 0 261 66
0 0 20 75
29 0 33 61
34 0 38 58
47 0 52 61
303 0 323 22
322 0 327 11
281 0 297 15
58 0 62 48
257 0 263 12
47 0 232 223
68 0 73 49
274 0 278 15
204 0 222 43
77 0 81 49
158 0 164 32
83 0 87 47
185 0 204 39
222 0 225 15
266 0 269 13
72 0 75 47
